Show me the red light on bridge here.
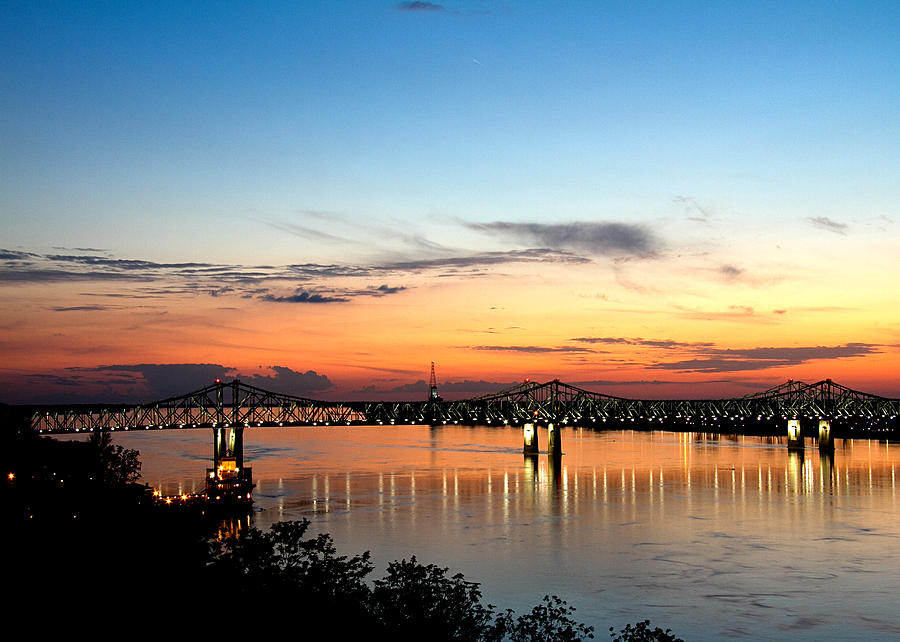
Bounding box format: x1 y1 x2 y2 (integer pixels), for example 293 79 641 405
215 378 221 383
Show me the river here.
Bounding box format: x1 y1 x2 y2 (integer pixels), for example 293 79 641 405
84 425 900 640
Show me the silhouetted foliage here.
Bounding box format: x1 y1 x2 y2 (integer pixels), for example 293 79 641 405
209 518 376 633
493 595 595 641
89 430 141 485
209 520 602 641
609 620 684 642
372 556 497 640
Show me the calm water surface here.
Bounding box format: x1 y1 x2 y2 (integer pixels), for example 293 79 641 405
101 426 900 640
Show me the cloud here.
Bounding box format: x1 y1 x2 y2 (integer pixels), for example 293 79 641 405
379 248 590 272
647 343 881 373
397 1 445 11
719 264 743 280
50 305 108 312
571 337 714 350
53 363 334 402
261 291 350 304
45 254 212 271
472 345 597 354
70 363 231 400
570 336 883 374
260 219 351 244
1 247 591 307
671 304 760 322
807 216 848 235
0 249 39 260
369 284 407 296
673 196 715 224
240 366 333 395
466 221 658 256
260 283 408 304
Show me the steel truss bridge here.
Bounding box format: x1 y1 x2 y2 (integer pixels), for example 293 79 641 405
27 378 900 435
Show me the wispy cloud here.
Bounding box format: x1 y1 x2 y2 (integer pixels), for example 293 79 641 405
260 219 352 244
807 216 848 235
466 221 658 256
570 335 883 374
50 305 108 312
472 345 597 354
647 343 881 373
571 337 714 350
673 195 715 224
0 248 586 304
397 1 445 11
379 248 590 271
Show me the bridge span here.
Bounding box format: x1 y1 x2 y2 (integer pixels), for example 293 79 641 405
25 377 900 435
18 377 900 503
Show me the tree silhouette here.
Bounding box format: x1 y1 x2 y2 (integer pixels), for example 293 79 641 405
372 556 497 640
609 620 684 642
88 430 141 485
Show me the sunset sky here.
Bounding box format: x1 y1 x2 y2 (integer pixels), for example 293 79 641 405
3 1 900 404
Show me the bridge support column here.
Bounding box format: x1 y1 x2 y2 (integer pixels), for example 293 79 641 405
523 423 539 454
209 425 253 504
787 419 803 450
548 422 562 456
213 426 243 470
818 419 834 452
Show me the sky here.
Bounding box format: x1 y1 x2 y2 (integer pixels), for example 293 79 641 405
2 0 900 404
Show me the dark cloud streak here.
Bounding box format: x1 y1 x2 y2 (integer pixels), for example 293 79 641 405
397 1 445 11
466 221 657 256
807 216 848 235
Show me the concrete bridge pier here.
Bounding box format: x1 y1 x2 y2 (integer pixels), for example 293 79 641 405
209 425 253 504
548 422 562 456
787 419 804 450
213 425 244 472
818 419 834 452
523 423 539 454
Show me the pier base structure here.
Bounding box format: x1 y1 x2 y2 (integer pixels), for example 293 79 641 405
787 419 804 450
207 425 254 504
523 423 539 454
548 422 562 456
818 419 834 452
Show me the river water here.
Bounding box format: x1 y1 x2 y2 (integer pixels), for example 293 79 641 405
94 425 900 640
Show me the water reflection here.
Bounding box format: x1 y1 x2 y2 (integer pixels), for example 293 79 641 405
108 427 900 640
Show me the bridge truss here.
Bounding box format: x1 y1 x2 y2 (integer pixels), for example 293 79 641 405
27 378 900 434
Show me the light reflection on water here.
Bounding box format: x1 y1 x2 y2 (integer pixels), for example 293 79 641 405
108 426 900 640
